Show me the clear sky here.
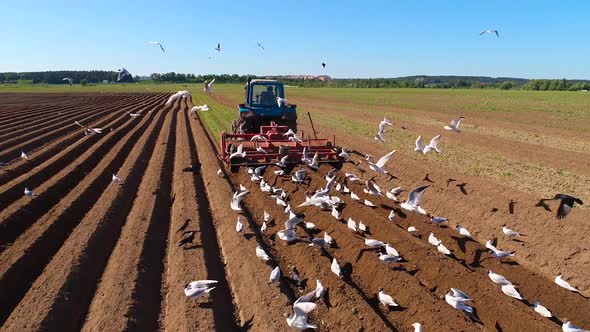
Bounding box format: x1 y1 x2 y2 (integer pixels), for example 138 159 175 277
2 0 589 79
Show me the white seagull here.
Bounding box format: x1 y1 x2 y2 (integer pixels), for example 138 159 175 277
256 244 271 261
562 321 589 332
184 280 217 299
190 104 209 113
456 225 471 237
378 289 399 307
445 292 474 314
501 284 524 300
270 266 281 283
276 97 288 107
229 143 246 160
24 187 35 197
366 150 396 175
502 224 523 238
400 185 429 214
331 258 342 278
444 117 465 132
480 30 499 38
412 323 423 332
488 270 512 285
21 151 29 160
286 301 317 330
230 189 249 211
204 78 215 93
555 274 579 293
236 217 244 233
365 238 385 249
533 300 552 318
112 174 122 183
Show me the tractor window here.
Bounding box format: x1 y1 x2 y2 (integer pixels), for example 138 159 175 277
252 85 277 106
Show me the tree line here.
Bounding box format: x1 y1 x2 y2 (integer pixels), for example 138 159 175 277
2 71 590 91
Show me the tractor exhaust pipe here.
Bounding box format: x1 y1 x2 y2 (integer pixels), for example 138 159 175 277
307 112 318 139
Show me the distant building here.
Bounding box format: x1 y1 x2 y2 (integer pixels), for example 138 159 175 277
102 80 109 84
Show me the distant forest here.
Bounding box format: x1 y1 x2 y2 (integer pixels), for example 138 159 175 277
2 71 590 91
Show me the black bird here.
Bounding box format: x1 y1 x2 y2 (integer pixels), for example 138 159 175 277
552 194 583 219
321 62 326 68
183 163 201 173
178 231 195 246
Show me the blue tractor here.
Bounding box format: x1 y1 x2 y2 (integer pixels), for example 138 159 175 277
232 78 298 134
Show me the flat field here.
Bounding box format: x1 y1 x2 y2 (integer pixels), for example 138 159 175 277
0 85 588 331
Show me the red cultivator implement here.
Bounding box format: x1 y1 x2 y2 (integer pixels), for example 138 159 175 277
220 122 340 169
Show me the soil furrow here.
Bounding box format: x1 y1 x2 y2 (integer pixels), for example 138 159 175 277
81 101 176 331
1 97 170 331
0 97 166 324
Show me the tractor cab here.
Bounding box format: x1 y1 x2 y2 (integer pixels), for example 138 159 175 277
234 78 297 134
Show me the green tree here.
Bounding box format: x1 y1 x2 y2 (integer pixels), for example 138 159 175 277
80 79 88 86
499 81 513 90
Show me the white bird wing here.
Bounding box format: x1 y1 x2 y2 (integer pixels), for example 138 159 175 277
451 117 464 128
331 258 341 276
190 280 218 288
501 284 523 300
293 301 316 315
208 78 216 88
375 150 396 168
415 135 425 151
427 135 441 148
408 185 429 206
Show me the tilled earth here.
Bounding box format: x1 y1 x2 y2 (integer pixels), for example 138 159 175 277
0 93 588 331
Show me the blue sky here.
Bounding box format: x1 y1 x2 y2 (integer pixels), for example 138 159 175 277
2 0 589 78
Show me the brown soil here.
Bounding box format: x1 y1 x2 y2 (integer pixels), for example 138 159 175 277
1 92 588 332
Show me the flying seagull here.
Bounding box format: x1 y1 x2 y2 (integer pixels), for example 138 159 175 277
204 78 215 93
444 117 465 132
257 42 264 50
415 135 442 154
147 41 165 52
75 120 102 134
215 43 221 53
480 30 499 38
286 301 317 330
322 62 326 68
400 185 429 214
190 104 210 114
365 150 396 177
184 280 217 299
374 118 392 142
62 77 73 86
117 67 132 82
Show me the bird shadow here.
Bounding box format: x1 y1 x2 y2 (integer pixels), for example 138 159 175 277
355 248 378 263
535 199 552 212
239 316 255 331
243 233 255 240
451 236 468 254
490 207 499 213
457 183 468 195
446 178 457 187
508 200 516 214
182 244 202 250
423 173 434 183
469 248 487 267
322 288 333 309
500 260 519 266
198 302 214 309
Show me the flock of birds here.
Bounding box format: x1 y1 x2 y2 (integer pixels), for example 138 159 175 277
174 103 586 330
1 83 585 331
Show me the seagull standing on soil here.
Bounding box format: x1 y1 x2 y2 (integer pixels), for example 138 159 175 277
488 270 512 285
486 240 515 258
562 321 589 332
501 284 524 300
555 274 579 293
236 217 244 233
256 244 271 261
445 291 474 314
533 301 552 318
347 218 357 232
444 117 465 132
480 30 500 38
502 224 523 238
331 258 342 278
178 231 195 246
378 289 399 307
21 151 29 161
184 280 217 299
204 78 216 93
412 323 423 332
456 225 471 237
388 210 396 221
147 41 166 52
270 266 280 283
24 187 35 197
112 174 122 183
400 185 429 214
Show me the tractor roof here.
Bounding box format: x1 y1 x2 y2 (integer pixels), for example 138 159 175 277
250 79 279 84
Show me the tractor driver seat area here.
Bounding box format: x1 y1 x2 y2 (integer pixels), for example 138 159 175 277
258 86 276 106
